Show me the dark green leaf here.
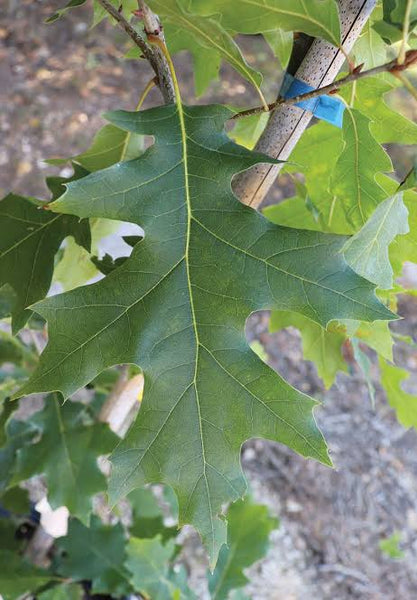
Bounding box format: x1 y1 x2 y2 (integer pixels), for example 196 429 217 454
14 395 118 523
0 400 38 493
0 550 55 600
56 517 131 595
0 193 90 332
17 104 393 564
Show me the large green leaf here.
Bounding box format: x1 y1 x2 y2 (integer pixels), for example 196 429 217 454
148 0 264 100
56 517 131 595
17 104 393 564
14 395 118 523
0 192 90 332
189 0 341 46
208 497 277 600
342 194 409 289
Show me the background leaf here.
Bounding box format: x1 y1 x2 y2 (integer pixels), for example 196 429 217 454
270 312 348 389
0 192 90 332
14 395 118 523
189 0 341 46
379 358 417 429
342 193 409 289
208 496 277 600
56 517 131 595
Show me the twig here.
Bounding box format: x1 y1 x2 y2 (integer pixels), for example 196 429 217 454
96 0 150 60
95 0 175 103
232 50 417 120
398 0 413 64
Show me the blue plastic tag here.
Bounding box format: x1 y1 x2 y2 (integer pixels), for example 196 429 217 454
281 73 345 128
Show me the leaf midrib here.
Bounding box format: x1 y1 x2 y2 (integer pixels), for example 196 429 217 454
177 93 216 553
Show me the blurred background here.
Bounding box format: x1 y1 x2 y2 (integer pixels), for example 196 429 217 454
2 1 417 598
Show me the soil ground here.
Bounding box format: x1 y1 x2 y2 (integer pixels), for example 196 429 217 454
2 2 417 598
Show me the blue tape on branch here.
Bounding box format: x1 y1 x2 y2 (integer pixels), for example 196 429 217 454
281 73 345 128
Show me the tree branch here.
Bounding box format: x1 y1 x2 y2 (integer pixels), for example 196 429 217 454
232 50 417 120
96 0 175 103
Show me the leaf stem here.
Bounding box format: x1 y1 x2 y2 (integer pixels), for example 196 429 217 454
231 50 417 120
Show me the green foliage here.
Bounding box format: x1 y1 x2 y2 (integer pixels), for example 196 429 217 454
208 496 277 599
270 312 348 389
190 0 341 46
13 395 118 523
148 0 264 99
45 0 87 24
15 102 394 563
379 531 405 559
2 1 417 597
125 536 180 598
0 193 90 332
379 358 417 428
342 193 409 289
0 550 55 600
376 0 417 43
345 78 417 145
128 486 177 540
331 108 392 231
0 400 38 493
37 583 84 600
56 516 131 595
